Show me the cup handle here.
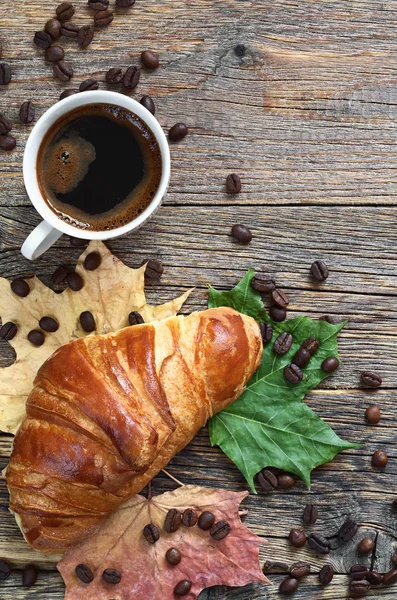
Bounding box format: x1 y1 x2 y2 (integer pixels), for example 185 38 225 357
21 221 63 260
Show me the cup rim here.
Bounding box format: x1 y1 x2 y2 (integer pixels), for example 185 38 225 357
23 90 170 240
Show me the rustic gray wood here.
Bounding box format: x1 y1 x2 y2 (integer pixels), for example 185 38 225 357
1 0 397 598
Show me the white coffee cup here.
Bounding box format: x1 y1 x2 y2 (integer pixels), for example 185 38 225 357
21 90 170 260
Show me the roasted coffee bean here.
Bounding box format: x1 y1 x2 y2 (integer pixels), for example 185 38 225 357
56 2 75 21
22 565 37 587
174 580 192 596
211 520 231 541
141 50 159 70
78 25 94 47
338 519 358 542
106 67 124 84
259 322 273 344
290 561 310 578
33 31 52 49
84 251 101 270
263 561 289 572
319 314 339 324
0 63 11 85
116 0 136 6
60 22 79 38
271 289 289 308
357 538 374 554
60 88 78 100
19 101 35 124
94 9 114 26
292 348 311 368
251 273 275 294
372 450 388 468
383 568 397 585
11 278 30 297
165 547 181 566
288 529 306 548
128 311 144 326
273 332 293 355
0 114 12 135
53 61 73 82
143 259 163 279
308 533 330 554
140 95 155 114
361 371 382 388
284 364 303 385
0 135 16 151
269 305 286 322
67 271 84 291
88 0 109 10
102 569 121 584
70 236 88 247
45 18 62 40
80 78 99 92
279 577 299 595
0 560 10 580
45 46 65 63
231 224 252 244
0 322 17 341
182 508 197 527
28 330 45 347
75 563 94 583
80 311 96 332
169 122 188 142
301 337 320 354
349 580 370 598
321 357 339 373
226 173 242 194
258 469 278 492
164 508 182 533
392 549 397 565
198 511 215 531
39 316 59 333
365 405 381 424
350 565 368 580
278 473 296 489
123 65 140 89
303 504 318 525
311 260 329 281
51 265 69 284
143 523 160 544
319 564 334 586
366 571 383 585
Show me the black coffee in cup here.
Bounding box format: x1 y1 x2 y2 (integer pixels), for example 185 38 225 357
37 103 162 231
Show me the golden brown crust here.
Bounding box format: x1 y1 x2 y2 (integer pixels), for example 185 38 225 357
7 307 262 553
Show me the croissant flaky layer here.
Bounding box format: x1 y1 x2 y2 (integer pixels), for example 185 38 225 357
7 307 262 553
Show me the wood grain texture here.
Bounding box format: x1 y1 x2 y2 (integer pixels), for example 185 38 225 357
1 0 397 598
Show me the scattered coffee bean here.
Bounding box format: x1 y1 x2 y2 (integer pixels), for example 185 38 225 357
263 561 290 572
0 135 16 151
60 21 79 38
392 549 397 565
226 173 242 195
278 473 296 489
0 560 10 580
372 450 388 468
308 533 330 554
271 289 289 308
290 561 310 578
165 547 181 566
11 278 30 297
311 260 329 281
102 569 121 584
0 113 12 135
338 519 358 542
22 565 37 587
0 63 11 85
51 265 69 284
350 565 368 580
94 10 114 26
67 271 84 291
84 251 101 270
361 371 382 388
231 224 252 244
319 564 334 585
53 61 74 82
198 511 215 531
143 523 160 544
75 563 94 584
273 332 293 355
288 529 306 548
259 322 273 344
164 508 182 533
80 311 96 332
303 504 318 525
143 259 164 279
56 2 75 21
88 0 109 10
45 18 62 40
45 46 65 63
70 236 88 247
33 31 52 49
106 67 124 84
252 273 275 294
128 311 144 326
116 0 136 6
174 580 192 596
123 65 140 89
80 78 99 92
284 364 303 385
78 25 94 47
384 568 397 585
19 101 35 125
349 579 370 598
279 577 299 595
292 347 311 368
319 314 339 324
258 469 278 492
140 95 155 115
28 330 45 347
301 337 320 354
182 508 197 527
169 122 188 142
0 322 17 341
60 89 78 99
39 316 59 333
365 405 381 424
141 50 159 70
321 357 339 373
211 520 231 541
366 571 383 585
357 538 374 554
269 305 287 322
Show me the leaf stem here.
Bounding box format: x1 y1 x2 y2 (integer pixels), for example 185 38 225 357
161 469 185 487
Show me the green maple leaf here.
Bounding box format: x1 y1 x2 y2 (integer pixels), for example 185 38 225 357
208 271 359 492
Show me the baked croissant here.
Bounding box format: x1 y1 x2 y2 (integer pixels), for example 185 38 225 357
7 307 262 554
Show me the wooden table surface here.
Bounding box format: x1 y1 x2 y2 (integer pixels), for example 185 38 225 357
1 0 397 598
